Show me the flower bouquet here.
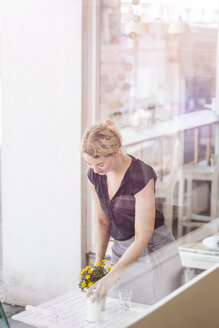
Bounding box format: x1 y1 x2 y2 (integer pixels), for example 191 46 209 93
79 260 113 322
79 260 112 291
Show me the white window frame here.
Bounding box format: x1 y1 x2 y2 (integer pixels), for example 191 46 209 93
81 0 101 263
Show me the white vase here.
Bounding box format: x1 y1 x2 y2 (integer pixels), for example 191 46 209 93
86 296 105 322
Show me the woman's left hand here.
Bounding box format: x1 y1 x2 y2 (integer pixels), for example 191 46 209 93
86 272 117 304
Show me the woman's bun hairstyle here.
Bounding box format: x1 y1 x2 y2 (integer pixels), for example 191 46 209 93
81 120 122 158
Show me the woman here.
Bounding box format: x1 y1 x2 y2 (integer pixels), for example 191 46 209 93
82 120 183 305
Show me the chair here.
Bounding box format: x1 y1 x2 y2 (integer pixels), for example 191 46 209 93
155 138 182 232
177 159 219 237
0 301 10 328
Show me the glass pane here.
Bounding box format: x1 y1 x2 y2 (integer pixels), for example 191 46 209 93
99 0 219 237
94 0 219 289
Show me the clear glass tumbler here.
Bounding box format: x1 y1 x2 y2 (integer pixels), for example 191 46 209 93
119 290 132 312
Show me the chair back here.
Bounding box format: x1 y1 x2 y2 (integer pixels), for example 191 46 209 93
163 137 182 185
156 138 182 195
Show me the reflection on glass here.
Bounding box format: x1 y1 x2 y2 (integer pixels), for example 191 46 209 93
85 0 219 310
98 0 219 240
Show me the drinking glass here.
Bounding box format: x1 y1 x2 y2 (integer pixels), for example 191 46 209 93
119 290 132 312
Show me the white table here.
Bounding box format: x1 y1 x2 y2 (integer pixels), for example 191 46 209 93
12 291 150 328
179 246 219 270
121 109 219 147
177 218 219 269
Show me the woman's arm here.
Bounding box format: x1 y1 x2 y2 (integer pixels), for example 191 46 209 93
87 178 156 303
88 181 111 263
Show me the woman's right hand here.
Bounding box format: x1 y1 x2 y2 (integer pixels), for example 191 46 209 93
86 270 117 304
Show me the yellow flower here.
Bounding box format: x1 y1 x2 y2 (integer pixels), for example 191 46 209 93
80 268 85 276
88 270 92 274
107 267 112 271
85 275 90 280
101 260 106 263
95 262 101 267
90 261 94 263
88 282 94 287
81 282 86 289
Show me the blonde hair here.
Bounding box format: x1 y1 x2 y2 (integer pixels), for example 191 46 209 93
81 120 122 158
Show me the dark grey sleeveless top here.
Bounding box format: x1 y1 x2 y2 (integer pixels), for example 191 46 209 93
88 154 165 241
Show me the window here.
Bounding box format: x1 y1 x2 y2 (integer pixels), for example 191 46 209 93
85 0 219 278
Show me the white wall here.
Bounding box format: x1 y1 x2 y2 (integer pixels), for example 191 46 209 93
1 0 82 305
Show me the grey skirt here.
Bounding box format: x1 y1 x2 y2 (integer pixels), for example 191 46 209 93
108 224 183 305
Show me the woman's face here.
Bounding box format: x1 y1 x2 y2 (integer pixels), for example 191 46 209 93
83 153 115 175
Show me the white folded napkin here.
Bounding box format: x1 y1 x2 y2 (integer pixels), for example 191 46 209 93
25 305 50 316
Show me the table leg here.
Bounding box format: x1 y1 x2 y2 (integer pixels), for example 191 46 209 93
186 177 193 222
194 128 199 164
206 125 211 166
211 177 218 218
177 172 185 238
